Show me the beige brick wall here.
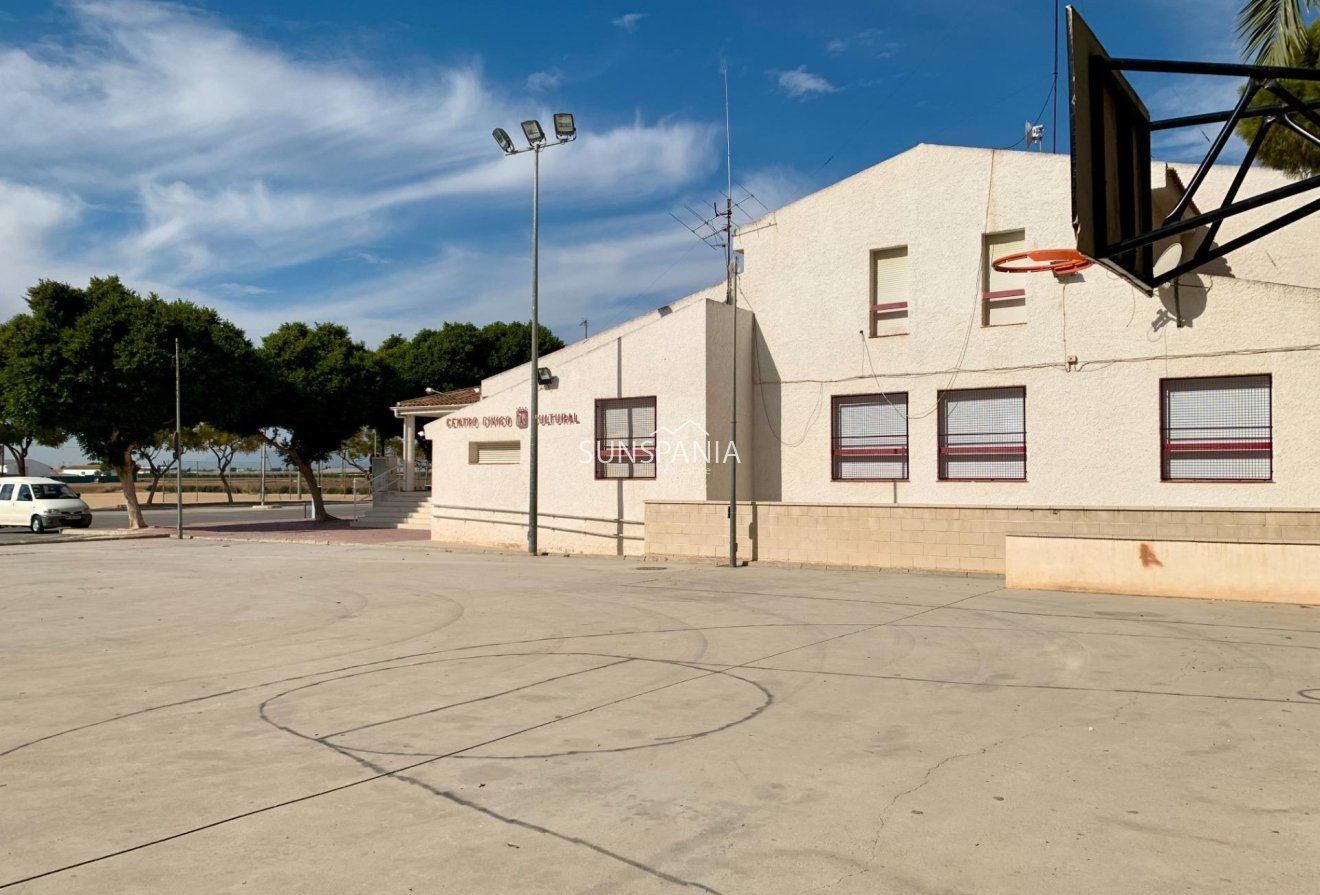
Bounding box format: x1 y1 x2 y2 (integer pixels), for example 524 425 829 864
643 501 1320 573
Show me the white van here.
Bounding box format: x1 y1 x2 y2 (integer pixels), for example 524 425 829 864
0 478 93 533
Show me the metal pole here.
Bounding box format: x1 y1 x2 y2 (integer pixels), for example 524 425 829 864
1052 0 1059 154
724 65 738 569
259 440 267 506
174 339 183 539
528 145 540 556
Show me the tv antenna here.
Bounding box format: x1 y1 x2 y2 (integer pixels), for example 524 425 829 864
1025 121 1046 151
579 318 589 339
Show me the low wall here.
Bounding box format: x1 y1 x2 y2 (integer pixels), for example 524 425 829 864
430 503 645 556
643 501 1320 575
1006 535 1320 603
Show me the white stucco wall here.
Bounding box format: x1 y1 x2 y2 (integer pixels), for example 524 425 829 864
426 289 752 554
736 144 1320 509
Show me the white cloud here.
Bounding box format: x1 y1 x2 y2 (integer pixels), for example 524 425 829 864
526 68 562 92
825 29 897 57
216 282 276 296
773 66 839 99
0 0 717 334
612 13 647 33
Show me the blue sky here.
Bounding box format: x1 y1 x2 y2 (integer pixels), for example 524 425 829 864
1 0 1255 464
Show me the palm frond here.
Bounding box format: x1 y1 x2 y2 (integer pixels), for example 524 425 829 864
1236 0 1316 65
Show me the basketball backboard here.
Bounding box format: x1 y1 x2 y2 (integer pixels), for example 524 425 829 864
1067 6 1320 293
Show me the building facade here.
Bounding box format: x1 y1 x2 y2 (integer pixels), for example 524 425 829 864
426 144 1320 576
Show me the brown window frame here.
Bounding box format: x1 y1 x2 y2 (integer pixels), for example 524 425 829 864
830 392 910 482
594 396 658 481
937 386 1028 482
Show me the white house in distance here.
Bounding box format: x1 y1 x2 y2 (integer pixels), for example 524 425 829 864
422 144 1320 595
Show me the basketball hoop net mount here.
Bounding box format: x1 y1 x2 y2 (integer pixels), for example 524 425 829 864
992 248 1093 276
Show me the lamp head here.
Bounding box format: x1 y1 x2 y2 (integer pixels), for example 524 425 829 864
492 128 515 154
521 119 546 145
553 112 576 140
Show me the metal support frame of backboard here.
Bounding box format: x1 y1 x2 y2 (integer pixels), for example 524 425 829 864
1068 6 1320 293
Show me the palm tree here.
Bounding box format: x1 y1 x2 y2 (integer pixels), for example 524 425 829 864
1238 0 1320 64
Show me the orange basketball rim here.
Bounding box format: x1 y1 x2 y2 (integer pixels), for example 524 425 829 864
992 248 1093 276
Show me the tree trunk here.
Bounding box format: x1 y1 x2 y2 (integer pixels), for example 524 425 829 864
219 467 235 503
146 470 163 505
118 447 146 530
289 450 331 521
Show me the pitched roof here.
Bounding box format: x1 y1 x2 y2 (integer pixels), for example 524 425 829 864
394 386 480 409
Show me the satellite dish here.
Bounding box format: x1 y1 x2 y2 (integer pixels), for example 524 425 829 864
1153 242 1184 280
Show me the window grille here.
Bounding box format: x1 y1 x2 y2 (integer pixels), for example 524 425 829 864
938 387 1027 480
1162 375 1272 481
595 397 657 480
832 393 909 480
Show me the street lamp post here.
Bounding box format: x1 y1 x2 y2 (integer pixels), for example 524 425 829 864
492 113 576 556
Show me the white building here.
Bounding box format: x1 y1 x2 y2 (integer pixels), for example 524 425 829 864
424 144 1320 588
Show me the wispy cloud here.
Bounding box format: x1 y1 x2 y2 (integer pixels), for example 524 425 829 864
216 282 276 296
772 66 838 99
0 0 718 341
612 12 647 33
825 29 899 58
526 67 562 92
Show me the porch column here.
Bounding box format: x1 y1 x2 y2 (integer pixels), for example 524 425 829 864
403 414 416 491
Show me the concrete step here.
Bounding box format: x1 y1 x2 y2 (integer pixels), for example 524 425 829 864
351 492 432 530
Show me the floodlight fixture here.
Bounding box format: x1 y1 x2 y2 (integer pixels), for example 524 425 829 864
537 366 553 385
492 128 515 154
553 112 576 140
521 119 546 145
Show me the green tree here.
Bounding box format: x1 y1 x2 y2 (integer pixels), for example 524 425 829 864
1238 0 1320 65
480 321 566 374
136 432 182 505
1236 17 1320 176
15 277 262 529
378 321 565 398
257 322 387 521
337 426 381 474
0 317 67 476
193 423 262 503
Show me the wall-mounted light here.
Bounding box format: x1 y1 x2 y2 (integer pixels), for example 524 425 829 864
536 367 554 385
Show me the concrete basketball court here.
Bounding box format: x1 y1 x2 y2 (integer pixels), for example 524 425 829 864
1 539 1317 893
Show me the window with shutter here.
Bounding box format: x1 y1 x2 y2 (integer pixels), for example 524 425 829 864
938 387 1027 480
870 246 910 336
469 441 521 465
1161 375 1272 481
832 393 909 481
595 397 658 480
983 230 1028 327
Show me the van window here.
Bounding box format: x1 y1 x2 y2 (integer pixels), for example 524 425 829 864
17 485 32 501
32 484 78 500
0 485 11 500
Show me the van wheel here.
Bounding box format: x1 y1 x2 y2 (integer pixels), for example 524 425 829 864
30 515 46 534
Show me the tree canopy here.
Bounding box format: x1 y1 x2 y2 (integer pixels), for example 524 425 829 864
12 277 262 528
1238 0 1320 65
379 321 565 399
257 322 390 521
1236 17 1320 177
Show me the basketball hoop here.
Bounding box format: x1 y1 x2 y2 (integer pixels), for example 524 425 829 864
991 248 1093 276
